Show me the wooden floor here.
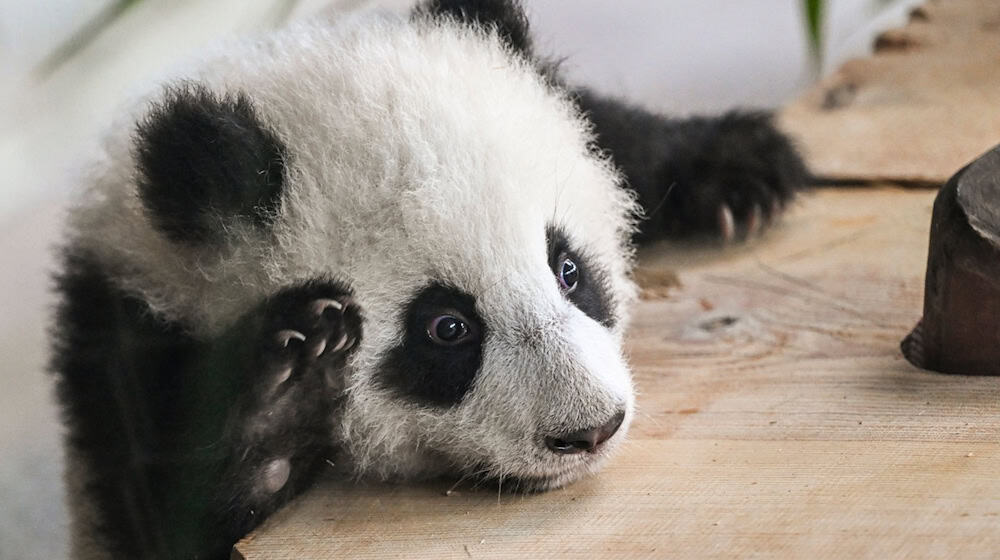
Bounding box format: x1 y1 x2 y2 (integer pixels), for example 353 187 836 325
236 187 1000 559
779 0 1000 184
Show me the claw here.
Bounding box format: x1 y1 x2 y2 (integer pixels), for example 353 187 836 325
311 298 343 318
337 296 356 317
275 329 306 349
718 204 735 242
343 336 358 352
311 337 328 358
274 366 293 385
330 332 349 353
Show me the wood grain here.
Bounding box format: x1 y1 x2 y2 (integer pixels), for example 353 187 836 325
778 0 1000 183
236 187 1000 559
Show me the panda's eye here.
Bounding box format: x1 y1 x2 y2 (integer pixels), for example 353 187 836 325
427 313 474 345
557 255 579 293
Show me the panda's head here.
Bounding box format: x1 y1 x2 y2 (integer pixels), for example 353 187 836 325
74 2 639 491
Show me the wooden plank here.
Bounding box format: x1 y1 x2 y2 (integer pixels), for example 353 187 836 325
237 187 1000 559
778 0 1000 183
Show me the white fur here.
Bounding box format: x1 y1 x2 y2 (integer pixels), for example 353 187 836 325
69 11 639 491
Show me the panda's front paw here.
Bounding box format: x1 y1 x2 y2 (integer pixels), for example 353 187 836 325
257 283 362 399
223 281 363 496
168 282 363 551
658 111 808 242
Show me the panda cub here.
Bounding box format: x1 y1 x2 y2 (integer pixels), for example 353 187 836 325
53 0 807 558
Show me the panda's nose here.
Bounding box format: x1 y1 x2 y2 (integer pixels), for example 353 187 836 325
545 411 625 454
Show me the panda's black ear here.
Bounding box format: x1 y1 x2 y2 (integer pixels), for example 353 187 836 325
134 83 287 244
416 0 533 59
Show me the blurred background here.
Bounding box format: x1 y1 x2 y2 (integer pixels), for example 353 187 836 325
0 1 920 558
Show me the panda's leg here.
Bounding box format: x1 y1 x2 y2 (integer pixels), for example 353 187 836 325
55 254 361 559
161 281 362 558
573 88 810 243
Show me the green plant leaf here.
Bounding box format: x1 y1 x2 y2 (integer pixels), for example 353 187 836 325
35 0 302 79
804 0 824 58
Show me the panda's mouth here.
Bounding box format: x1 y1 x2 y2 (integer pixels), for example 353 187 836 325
468 471 572 494
463 456 603 494
490 461 605 493
504 472 578 493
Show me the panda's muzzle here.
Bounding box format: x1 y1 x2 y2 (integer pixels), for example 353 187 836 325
544 410 625 455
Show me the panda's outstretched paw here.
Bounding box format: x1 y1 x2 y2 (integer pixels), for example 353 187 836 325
217 280 362 452
658 111 808 242
221 281 361 498
180 282 363 548
257 283 362 398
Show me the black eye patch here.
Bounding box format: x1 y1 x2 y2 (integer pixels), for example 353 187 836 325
546 226 616 328
378 283 486 407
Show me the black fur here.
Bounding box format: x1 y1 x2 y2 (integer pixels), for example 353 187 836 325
546 226 615 328
52 250 360 559
417 0 533 58
134 83 287 244
573 89 809 243
380 284 486 406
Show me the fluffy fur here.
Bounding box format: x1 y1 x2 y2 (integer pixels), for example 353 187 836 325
53 1 807 558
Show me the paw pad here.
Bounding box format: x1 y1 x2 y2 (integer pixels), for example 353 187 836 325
261 457 291 494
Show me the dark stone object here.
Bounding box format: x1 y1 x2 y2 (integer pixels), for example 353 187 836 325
902 143 1000 375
